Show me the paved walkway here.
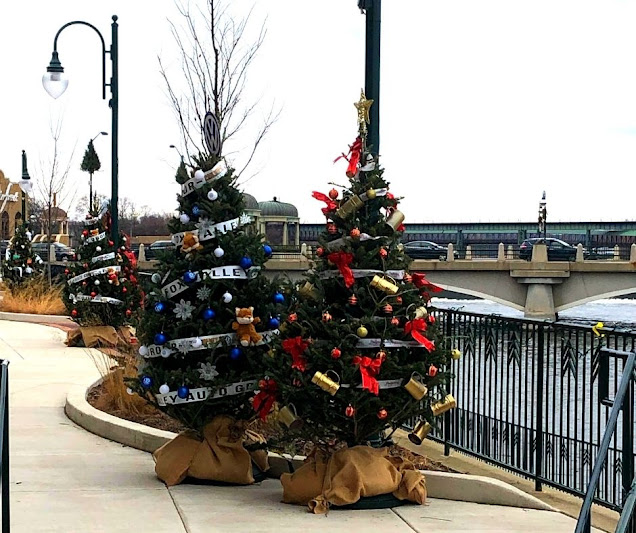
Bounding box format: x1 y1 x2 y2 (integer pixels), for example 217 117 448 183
2 320 603 532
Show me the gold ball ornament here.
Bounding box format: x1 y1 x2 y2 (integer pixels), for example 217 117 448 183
366 188 377 200
451 349 462 360
356 325 368 338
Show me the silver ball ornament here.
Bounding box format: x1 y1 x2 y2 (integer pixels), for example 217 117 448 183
207 189 219 201
214 247 225 258
139 345 149 356
222 292 232 303
179 213 190 224
159 384 170 395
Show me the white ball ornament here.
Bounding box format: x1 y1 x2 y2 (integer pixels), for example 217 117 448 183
122 237 127 242
94 280 100 286
222 292 232 303
139 345 149 356
25 267 32 274
214 247 225 258
96 246 102 252
159 384 170 395
161 348 171 358
151 273 161 284
194 169 205 181
180 213 190 224
207 189 219 201
192 337 203 349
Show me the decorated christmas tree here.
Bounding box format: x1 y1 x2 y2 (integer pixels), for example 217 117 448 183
62 201 142 330
131 142 282 485
262 92 455 471
3 222 43 284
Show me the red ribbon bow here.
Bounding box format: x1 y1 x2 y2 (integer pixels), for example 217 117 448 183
312 191 338 216
327 251 355 288
404 319 435 352
253 380 278 420
334 136 363 178
412 272 443 293
282 336 310 372
352 355 383 395
123 249 138 270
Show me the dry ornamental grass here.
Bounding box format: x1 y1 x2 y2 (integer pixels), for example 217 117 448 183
0 277 66 315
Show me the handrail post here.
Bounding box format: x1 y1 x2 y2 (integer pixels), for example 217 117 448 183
622 370 635 533
444 310 453 456
535 324 545 492
1 362 9 533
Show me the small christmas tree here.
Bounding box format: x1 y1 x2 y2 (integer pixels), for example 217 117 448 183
62 201 142 328
131 150 282 485
262 92 454 452
3 222 43 285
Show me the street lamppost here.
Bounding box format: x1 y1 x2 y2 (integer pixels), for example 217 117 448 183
358 0 381 156
83 131 108 213
538 191 547 242
42 15 119 244
18 151 32 227
169 144 185 164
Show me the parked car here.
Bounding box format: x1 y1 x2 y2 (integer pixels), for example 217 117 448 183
403 240 458 260
584 247 615 260
519 238 576 261
145 240 176 259
31 242 76 261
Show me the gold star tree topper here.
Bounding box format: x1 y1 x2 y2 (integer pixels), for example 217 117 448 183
354 89 374 134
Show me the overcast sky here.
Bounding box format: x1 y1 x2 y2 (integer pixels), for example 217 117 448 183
1 1 636 224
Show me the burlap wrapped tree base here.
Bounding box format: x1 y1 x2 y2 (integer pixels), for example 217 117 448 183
65 325 136 348
153 415 269 486
281 445 427 514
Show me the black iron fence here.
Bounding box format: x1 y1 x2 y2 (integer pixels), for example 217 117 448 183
414 310 636 512
0 360 9 532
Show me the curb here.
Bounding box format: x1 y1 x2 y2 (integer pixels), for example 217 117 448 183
65 378 554 511
0 311 72 326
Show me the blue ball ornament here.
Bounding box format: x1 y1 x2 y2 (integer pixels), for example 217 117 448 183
154 302 166 313
263 244 273 257
239 256 253 269
154 332 168 345
141 375 153 388
202 308 216 321
273 292 285 304
192 205 201 217
177 386 190 399
268 317 280 329
230 347 242 360
183 270 197 284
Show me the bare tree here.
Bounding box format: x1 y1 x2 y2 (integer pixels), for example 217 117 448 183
159 0 279 179
36 119 76 284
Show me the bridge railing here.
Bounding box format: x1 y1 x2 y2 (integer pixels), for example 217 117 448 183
408 310 636 512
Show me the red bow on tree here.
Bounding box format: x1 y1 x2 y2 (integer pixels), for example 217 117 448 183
123 250 137 269
312 192 338 216
334 136 363 178
327 251 355 288
282 336 310 372
412 273 443 293
253 379 278 420
404 319 435 352
352 355 383 395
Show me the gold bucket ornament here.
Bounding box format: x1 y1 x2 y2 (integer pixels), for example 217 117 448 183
404 372 429 401
431 394 457 416
386 209 405 231
408 421 432 445
278 404 303 431
369 275 399 295
312 370 340 396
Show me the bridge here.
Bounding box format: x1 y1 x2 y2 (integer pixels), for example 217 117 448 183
138 243 636 320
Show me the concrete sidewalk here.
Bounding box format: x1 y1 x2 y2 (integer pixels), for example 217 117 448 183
1 320 602 532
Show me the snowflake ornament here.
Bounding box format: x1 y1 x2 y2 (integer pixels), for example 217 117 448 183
173 299 195 320
195 218 214 234
197 286 211 301
198 362 219 381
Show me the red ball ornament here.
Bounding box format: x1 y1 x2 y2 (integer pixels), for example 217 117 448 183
108 240 114 246
379 248 388 258
83 263 89 269
82 281 88 287
64 269 70 275
377 408 388 420
126 309 132 317
122 287 128 293
350 228 361 239
395 296 403 305
331 347 342 359
288 313 298 323
316 247 324 257
327 223 338 235
348 295 358 306
404 273 413 284
391 317 400 326
82 230 89 237
258 379 268 390
71 309 78 317
386 192 395 201
428 365 438 377
322 312 332 323
345 405 356 417
383 303 393 314
90 292 97 298
377 350 387 362
328 188 339 200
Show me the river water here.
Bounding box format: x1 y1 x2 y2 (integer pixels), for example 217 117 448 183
432 297 636 329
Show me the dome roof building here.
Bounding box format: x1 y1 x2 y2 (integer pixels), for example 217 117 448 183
256 197 299 246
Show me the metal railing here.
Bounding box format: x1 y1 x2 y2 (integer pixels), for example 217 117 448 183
0 360 9 532
409 310 636 512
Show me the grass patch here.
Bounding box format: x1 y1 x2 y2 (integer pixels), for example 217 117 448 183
0 277 66 315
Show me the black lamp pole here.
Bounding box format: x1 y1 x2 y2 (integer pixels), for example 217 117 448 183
20 151 30 226
358 0 381 156
43 16 119 244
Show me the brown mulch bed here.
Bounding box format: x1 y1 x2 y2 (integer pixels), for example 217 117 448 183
86 381 457 473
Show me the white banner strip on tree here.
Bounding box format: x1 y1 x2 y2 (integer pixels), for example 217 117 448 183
156 380 258 406
326 233 384 251
91 252 116 264
319 269 405 281
161 265 248 299
340 379 402 390
68 265 121 285
86 232 107 244
144 329 280 358
71 294 123 305
180 162 227 198
171 214 252 246
355 338 425 349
